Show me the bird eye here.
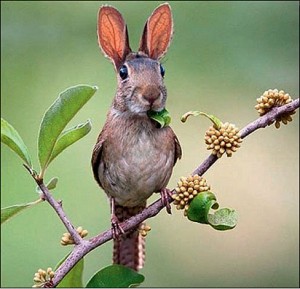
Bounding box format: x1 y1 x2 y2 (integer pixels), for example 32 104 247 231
119 65 128 80
160 64 165 77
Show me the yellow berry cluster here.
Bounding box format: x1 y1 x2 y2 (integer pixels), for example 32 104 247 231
172 175 210 216
139 223 151 237
205 122 242 158
255 89 295 128
32 268 54 288
60 226 88 246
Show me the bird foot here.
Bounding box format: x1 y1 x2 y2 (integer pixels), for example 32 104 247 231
160 188 172 214
111 214 125 240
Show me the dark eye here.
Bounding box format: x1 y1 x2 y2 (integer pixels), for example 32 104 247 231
160 64 165 77
119 65 128 80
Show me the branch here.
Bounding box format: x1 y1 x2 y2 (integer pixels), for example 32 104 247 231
37 98 299 287
35 181 83 245
193 98 299 175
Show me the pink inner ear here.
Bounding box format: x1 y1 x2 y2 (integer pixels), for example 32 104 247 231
139 3 173 60
98 6 131 69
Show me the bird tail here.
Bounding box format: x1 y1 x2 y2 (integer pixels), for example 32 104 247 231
113 203 146 271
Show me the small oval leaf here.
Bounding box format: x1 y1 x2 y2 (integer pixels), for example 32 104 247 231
1 118 32 166
46 177 59 190
48 120 92 165
1 199 42 224
55 254 84 288
187 191 217 223
38 85 97 173
86 264 145 288
147 108 171 128
36 177 58 193
207 208 238 230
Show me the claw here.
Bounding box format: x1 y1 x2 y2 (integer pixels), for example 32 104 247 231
110 197 125 240
160 188 172 214
111 214 125 240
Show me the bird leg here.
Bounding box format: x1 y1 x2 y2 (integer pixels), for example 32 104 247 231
160 188 173 214
110 197 125 239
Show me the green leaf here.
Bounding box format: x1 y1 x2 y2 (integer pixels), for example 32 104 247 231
147 108 171 128
86 264 145 288
187 191 238 231
38 85 97 174
48 120 92 165
1 199 42 225
36 177 58 193
46 177 59 190
1 118 32 167
187 191 218 223
180 111 201 123
55 254 84 288
199 112 222 129
180 111 222 129
207 208 238 230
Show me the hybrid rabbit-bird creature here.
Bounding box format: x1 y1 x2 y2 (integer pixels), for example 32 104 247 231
92 3 182 271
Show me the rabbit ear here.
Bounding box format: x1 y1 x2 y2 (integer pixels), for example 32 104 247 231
138 3 173 60
98 6 132 70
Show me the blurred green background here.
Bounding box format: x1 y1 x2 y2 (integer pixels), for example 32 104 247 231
1 1 299 287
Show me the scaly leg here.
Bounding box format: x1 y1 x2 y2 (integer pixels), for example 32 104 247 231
110 197 125 239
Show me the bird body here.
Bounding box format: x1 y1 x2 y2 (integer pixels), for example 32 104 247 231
93 111 178 207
